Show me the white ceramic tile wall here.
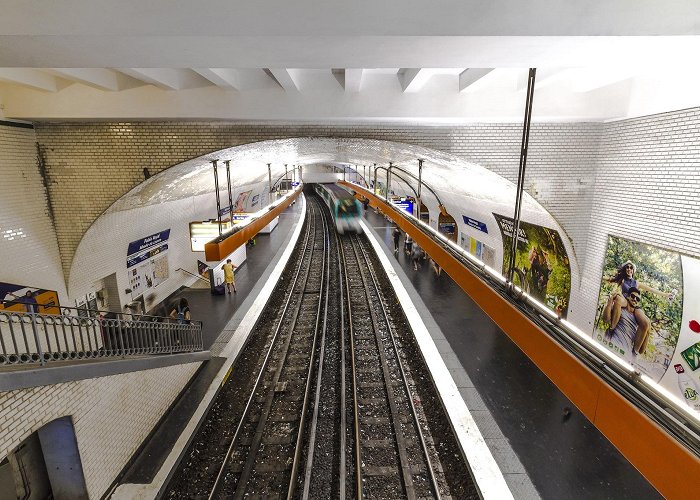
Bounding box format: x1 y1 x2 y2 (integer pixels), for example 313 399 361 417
0 122 67 303
32 114 700 333
573 108 700 331
0 362 200 498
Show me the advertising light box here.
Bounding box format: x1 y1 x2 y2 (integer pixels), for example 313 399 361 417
190 221 231 252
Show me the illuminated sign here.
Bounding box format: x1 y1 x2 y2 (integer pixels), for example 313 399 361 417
189 221 231 252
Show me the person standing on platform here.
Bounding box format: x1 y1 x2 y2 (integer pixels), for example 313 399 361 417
411 245 424 271
392 226 401 253
223 259 237 294
404 234 413 255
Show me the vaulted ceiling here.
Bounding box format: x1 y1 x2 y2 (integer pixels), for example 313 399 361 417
1 1 699 122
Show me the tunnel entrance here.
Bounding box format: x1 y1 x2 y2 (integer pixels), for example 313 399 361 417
1 417 88 499
438 209 458 242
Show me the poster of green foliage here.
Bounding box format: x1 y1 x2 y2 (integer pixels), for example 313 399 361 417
493 214 571 318
594 236 683 382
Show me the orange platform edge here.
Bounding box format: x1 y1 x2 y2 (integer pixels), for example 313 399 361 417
340 180 700 498
204 188 302 262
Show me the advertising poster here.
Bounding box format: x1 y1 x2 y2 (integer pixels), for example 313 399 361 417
493 213 571 317
127 229 170 297
593 236 700 412
0 282 60 314
593 236 682 380
234 190 252 212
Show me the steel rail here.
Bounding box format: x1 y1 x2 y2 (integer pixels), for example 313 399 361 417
207 202 318 499
338 233 348 500
338 236 363 499
291 200 331 499
231 202 325 500
345 235 416 498
354 233 442 499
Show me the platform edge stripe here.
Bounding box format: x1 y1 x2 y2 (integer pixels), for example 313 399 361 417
359 219 514 500
110 195 307 500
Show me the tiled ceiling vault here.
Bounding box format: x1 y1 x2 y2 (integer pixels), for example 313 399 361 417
109 137 545 217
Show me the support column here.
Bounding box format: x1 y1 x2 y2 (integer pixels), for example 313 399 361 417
507 68 537 286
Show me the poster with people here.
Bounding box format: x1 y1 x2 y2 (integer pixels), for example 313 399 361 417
593 236 682 380
493 213 572 318
0 282 60 314
594 236 700 412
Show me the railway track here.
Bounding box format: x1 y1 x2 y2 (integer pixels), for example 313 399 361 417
208 198 330 498
339 232 441 499
166 192 475 499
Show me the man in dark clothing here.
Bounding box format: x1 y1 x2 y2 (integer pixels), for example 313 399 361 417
12 290 39 313
392 226 401 253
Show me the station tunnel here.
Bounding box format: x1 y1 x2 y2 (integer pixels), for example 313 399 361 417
2 135 699 499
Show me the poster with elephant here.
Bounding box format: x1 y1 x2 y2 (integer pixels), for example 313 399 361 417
593 236 700 413
492 214 571 318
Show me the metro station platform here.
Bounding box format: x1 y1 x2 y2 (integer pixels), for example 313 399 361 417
362 208 660 499
115 196 658 498
111 201 304 495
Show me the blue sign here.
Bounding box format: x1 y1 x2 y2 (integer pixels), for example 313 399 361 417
391 200 414 215
127 229 170 257
127 243 169 268
462 216 488 233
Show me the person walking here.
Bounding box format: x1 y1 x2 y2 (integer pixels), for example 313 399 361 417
411 245 424 271
404 234 413 255
222 259 237 294
431 258 442 276
392 226 401 253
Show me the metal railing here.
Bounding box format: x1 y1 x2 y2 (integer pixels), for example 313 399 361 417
0 303 203 367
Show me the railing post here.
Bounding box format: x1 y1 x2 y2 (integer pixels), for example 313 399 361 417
29 311 45 365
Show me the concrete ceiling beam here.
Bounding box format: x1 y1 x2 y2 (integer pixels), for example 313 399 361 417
0 68 60 92
117 68 212 90
193 68 240 90
266 69 298 91
399 68 431 92
459 68 494 92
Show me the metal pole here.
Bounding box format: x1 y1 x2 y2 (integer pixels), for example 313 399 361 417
212 160 222 236
267 163 272 202
507 68 537 286
386 162 392 202
373 163 377 193
225 160 233 219
417 159 423 219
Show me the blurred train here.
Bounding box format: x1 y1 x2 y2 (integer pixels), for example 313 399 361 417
314 183 363 234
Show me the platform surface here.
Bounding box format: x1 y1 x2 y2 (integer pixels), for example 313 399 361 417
363 208 660 499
